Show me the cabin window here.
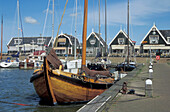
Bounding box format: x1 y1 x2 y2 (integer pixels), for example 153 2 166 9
167 37 170 43
37 38 45 44
149 35 159 44
14 39 22 45
118 38 124 45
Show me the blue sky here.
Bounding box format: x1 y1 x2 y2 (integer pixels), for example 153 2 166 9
0 0 170 52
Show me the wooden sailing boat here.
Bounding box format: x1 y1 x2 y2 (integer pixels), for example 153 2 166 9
30 0 115 105
115 0 136 71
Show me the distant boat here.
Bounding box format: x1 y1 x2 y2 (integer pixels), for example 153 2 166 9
115 0 136 72
19 51 45 69
0 57 19 68
30 0 115 105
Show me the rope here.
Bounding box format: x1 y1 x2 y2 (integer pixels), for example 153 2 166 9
54 0 68 47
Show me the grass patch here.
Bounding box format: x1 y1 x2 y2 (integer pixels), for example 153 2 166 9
167 62 170 65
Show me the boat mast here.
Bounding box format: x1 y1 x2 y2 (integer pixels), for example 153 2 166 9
82 0 88 67
98 0 101 55
0 16 3 60
17 0 20 52
105 0 107 55
74 0 77 59
52 0 54 47
127 0 129 65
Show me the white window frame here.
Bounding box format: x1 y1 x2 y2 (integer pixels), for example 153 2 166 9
118 38 124 45
37 38 45 44
14 39 22 45
149 35 159 44
167 37 170 43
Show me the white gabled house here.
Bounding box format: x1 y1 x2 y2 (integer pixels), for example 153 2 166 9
86 31 107 57
140 24 170 56
53 33 80 56
7 37 53 54
109 29 136 56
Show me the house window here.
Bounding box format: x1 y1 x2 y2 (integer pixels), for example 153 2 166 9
37 38 45 44
118 38 124 45
149 35 159 44
167 37 170 43
56 49 66 54
58 42 66 46
14 39 22 45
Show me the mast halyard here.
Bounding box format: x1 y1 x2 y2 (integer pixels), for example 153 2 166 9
52 0 54 47
98 0 101 55
74 0 77 60
81 0 88 67
105 0 107 55
17 0 20 52
127 0 130 65
0 16 3 60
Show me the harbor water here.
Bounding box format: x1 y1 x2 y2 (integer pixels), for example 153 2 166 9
0 68 82 112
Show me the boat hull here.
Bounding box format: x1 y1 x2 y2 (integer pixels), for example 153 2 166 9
0 61 19 68
30 70 113 104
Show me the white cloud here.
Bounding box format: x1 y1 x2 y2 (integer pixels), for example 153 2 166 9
24 17 38 24
88 0 170 26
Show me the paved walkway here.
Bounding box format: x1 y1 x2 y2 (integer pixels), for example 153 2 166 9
104 63 170 112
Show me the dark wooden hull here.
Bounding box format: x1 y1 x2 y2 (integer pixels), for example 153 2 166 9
30 69 114 105
115 64 136 71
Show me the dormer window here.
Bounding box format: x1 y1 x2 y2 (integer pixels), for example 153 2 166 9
118 38 124 45
14 39 22 45
149 35 159 44
58 38 66 46
37 38 45 44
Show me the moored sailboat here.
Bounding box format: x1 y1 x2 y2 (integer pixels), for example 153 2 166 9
115 0 136 72
30 0 115 105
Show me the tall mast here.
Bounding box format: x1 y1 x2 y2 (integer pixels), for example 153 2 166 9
17 0 20 52
98 0 101 54
52 0 54 47
82 0 88 67
127 0 129 65
74 0 77 59
105 0 107 55
0 16 3 60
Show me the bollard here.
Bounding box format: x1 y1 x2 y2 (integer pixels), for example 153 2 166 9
150 63 153 66
149 65 152 69
145 79 153 97
149 69 153 79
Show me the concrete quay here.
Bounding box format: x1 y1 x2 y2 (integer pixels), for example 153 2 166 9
104 63 170 112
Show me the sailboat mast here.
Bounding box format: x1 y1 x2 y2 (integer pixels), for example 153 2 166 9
98 0 101 54
17 0 20 52
127 0 129 65
0 16 3 60
82 0 88 67
52 0 54 47
74 0 77 59
105 0 107 55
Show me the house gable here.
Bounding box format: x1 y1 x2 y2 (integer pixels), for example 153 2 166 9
86 32 105 47
7 37 52 47
141 25 169 45
109 30 134 47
